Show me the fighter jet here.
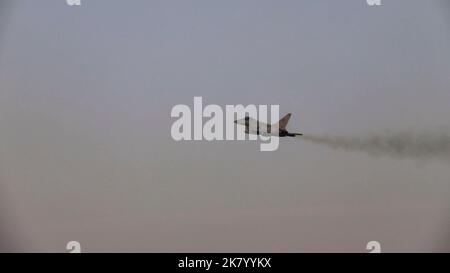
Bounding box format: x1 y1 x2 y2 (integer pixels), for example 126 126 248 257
234 113 303 137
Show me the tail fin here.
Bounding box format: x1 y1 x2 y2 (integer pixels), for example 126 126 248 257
277 113 291 130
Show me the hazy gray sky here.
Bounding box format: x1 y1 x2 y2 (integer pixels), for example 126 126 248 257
1 0 450 252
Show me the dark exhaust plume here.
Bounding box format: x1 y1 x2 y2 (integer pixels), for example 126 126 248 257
300 131 450 160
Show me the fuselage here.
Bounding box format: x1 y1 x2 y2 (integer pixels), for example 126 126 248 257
234 117 301 137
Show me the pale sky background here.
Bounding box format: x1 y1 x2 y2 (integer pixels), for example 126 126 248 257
0 0 450 252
